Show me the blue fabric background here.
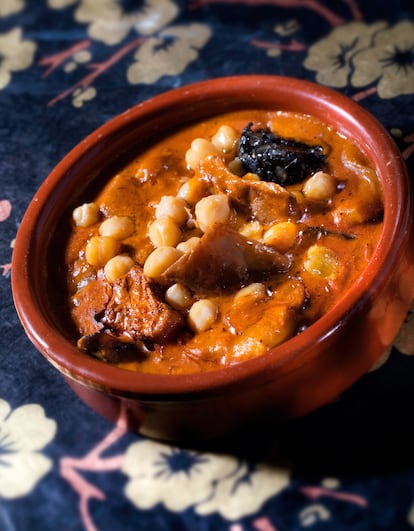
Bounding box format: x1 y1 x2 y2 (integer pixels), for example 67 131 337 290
1 1 414 529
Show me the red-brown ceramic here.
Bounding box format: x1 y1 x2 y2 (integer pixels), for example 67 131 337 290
12 76 414 443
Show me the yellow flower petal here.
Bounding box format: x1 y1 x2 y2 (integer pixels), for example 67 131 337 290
127 24 211 84
0 28 36 89
303 22 386 88
352 21 414 98
0 0 25 17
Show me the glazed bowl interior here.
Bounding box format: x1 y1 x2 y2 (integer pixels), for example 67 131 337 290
12 75 411 400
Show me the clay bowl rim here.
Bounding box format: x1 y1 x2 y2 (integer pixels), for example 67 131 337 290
12 75 411 398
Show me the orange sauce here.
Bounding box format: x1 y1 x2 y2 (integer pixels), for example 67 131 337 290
63 110 383 374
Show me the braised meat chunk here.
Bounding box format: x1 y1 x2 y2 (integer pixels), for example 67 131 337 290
102 265 184 342
71 278 111 336
199 156 301 224
162 224 289 291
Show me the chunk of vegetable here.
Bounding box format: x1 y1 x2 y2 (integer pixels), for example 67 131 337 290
302 171 336 201
148 217 182 248
194 193 230 233
99 216 135 240
303 244 340 279
143 246 183 278
263 221 299 252
85 236 120 268
104 255 134 282
155 195 188 226
72 202 100 227
188 299 218 332
185 138 218 170
165 283 193 310
237 123 326 185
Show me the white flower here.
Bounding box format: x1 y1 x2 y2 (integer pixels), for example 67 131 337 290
299 504 331 526
48 0 77 7
72 86 96 108
0 0 25 17
127 24 212 85
0 399 56 499
123 440 238 511
351 21 414 99
303 22 386 88
196 460 290 519
0 28 36 90
49 0 178 45
87 0 178 44
123 439 290 519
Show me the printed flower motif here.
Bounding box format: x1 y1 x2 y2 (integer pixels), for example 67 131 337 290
274 19 300 38
299 504 331 526
72 86 96 107
123 440 290 518
195 460 290 519
44 0 211 106
127 24 212 85
0 28 36 90
123 440 238 511
393 300 414 355
0 399 56 499
303 21 386 88
0 0 25 17
351 21 414 99
48 0 76 7
48 0 178 46
0 200 11 222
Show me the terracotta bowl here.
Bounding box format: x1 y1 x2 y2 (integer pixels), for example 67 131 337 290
12 76 414 443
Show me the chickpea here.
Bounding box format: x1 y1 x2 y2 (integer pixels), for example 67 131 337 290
228 157 245 177
263 221 299 252
72 202 100 227
104 255 134 283
85 236 120 268
195 194 230 233
188 299 218 333
143 246 183 278
185 138 218 170
234 283 266 302
303 244 340 279
99 216 135 240
155 196 188 226
239 221 263 240
165 283 193 310
211 125 239 154
302 171 336 201
176 236 201 254
177 177 208 205
148 217 182 248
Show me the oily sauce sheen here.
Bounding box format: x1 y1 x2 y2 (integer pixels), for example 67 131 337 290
63 110 384 374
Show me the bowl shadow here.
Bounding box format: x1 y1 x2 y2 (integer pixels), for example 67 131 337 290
198 349 414 477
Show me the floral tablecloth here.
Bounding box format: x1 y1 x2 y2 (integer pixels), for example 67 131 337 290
1 1 414 530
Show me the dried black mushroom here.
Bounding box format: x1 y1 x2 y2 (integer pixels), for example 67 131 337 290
237 123 326 186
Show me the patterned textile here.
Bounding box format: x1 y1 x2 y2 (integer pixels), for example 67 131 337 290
1 1 414 529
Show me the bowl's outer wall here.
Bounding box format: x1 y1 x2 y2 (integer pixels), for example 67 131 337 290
12 76 414 442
